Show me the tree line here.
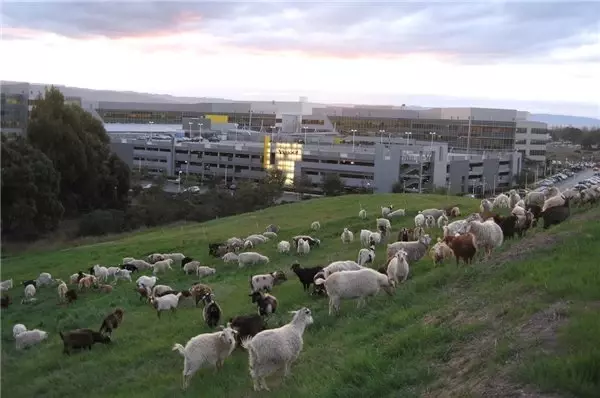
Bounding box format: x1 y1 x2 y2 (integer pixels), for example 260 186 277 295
550 127 600 149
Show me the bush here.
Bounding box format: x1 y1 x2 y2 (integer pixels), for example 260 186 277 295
392 181 405 193
78 209 125 237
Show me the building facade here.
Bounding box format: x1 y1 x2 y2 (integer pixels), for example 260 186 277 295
515 120 550 162
0 82 29 136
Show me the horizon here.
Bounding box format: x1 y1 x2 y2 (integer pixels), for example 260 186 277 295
2 1 599 118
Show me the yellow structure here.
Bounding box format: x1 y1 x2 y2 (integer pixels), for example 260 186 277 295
263 136 272 169
205 114 229 124
274 142 303 186
333 137 342 144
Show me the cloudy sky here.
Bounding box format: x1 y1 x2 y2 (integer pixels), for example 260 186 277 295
2 0 599 117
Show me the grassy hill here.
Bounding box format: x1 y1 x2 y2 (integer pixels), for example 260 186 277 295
2 194 599 398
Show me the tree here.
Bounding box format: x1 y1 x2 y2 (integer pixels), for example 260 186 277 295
294 174 313 199
322 173 344 196
27 86 130 215
1 135 64 240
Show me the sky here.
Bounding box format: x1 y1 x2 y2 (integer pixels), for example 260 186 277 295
1 0 599 117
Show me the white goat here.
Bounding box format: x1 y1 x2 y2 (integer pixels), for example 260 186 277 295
310 221 321 231
277 241 291 254
341 228 354 244
357 245 376 267
296 238 310 256
238 252 270 268
387 249 410 286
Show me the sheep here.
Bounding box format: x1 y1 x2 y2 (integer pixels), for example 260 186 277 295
509 191 521 208
296 238 310 256
1 295 11 309
341 228 354 244
93 265 109 283
386 208 406 219
357 245 376 267
196 266 216 278
277 241 291 254
511 205 526 216
291 235 321 248
262 231 277 240
22 280 37 288
15 329 49 350
414 213 425 227
152 258 174 275
24 284 36 300
430 238 455 265
544 186 561 199
147 253 165 264
59 328 111 354
172 324 238 390
163 253 186 264
310 221 321 230
398 227 410 242
312 272 327 296
525 191 546 207
122 257 135 265
121 263 139 273
424 215 436 228
54 279 68 303
229 314 267 348
444 205 461 217
315 268 394 316
466 219 504 260
541 198 570 229
226 237 244 252
542 194 567 213
479 199 494 213
150 293 182 318
376 218 392 237
493 193 510 208
387 249 410 286
152 284 173 296
190 283 213 306
358 209 367 219
221 252 239 263
136 275 158 290
0 279 13 292
420 208 446 219
265 224 280 233
106 266 120 279
13 324 27 338
291 263 323 292
381 205 394 217
65 289 78 303
250 271 287 293
238 252 270 268
250 291 278 317
181 260 200 274
136 286 151 302
35 272 54 287
127 259 153 270
360 229 374 247
386 234 433 263
201 293 222 328
114 269 132 282
443 233 478 265
369 231 382 246
243 240 255 250
321 260 364 278
246 234 269 245
412 226 425 240
99 308 124 336
437 214 449 228
443 213 483 237
242 308 314 392
209 243 228 258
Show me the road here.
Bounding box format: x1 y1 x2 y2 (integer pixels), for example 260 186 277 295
534 169 597 192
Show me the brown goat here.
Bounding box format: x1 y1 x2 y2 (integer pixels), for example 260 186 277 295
97 284 113 293
65 289 78 303
443 233 478 265
1 295 11 309
190 283 213 306
135 286 151 302
99 308 124 336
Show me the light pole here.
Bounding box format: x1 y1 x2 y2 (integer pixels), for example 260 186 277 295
378 129 385 144
199 123 203 137
178 170 182 193
429 131 437 148
149 121 154 140
350 129 357 152
302 126 308 144
188 121 193 138
405 131 412 145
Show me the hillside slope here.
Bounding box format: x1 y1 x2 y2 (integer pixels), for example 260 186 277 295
1 194 599 398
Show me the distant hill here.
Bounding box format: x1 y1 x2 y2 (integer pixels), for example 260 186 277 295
529 113 600 128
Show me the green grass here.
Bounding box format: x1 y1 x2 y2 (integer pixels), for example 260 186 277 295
2 193 600 398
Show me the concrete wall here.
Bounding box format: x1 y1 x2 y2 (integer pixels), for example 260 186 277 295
482 158 501 190
374 144 402 193
448 160 470 194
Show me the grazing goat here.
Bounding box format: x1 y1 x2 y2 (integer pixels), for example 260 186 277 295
291 263 323 293
249 291 278 317
99 308 125 336
59 328 111 355
229 314 267 348
443 233 478 265
202 293 222 328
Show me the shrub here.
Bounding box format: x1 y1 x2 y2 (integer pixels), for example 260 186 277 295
78 209 125 237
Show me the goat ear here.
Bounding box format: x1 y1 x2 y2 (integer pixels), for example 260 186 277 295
288 310 299 315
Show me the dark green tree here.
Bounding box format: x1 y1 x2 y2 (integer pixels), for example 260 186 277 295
1 135 65 240
27 86 130 214
322 173 344 196
294 174 313 198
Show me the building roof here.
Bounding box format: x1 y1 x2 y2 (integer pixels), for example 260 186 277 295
104 123 183 133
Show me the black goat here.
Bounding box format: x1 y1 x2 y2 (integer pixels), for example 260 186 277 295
202 293 222 328
59 328 111 355
541 198 570 230
493 214 518 239
229 314 267 347
291 263 323 292
22 280 37 288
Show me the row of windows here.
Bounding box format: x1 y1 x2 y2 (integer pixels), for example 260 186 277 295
531 128 548 135
301 119 325 125
530 140 548 145
529 150 547 156
100 110 278 128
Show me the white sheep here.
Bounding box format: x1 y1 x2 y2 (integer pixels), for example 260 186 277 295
15 329 48 350
542 194 566 212
238 252 270 268
0 279 13 292
106 266 120 279
172 325 238 390
414 213 425 227
321 260 364 278
509 191 521 208
136 275 158 290
13 324 27 338
196 266 216 278
420 208 446 219
246 234 269 246
525 191 546 207
376 218 392 237
226 237 244 252
341 228 354 244
152 259 174 275
262 231 278 239
114 269 132 282
244 240 254 250
493 194 510 208
512 205 526 216
387 249 410 286
152 284 173 296
129 259 153 270
57 280 68 303
357 245 376 267
369 231 382 245
24 284 36 300
250 271 287 293
430 238 455 265
221 252 239 263
35 272 54 287
93 265 109 283
310 221 321 230
466 219 504 260
242 308 314 391
479 199 494 213
381 205 393 217
122 257 135 265
424 215 436 228
147 253 165 264
358 209 367 219
296 238 310 256
386 209 406 219
437 214 449 228
443 214 483 237
360 229 374 247
183 261 201 274
387 234 433 263
163 253 186 264
315 268 394 315
277 241 291 254
150 293 182 317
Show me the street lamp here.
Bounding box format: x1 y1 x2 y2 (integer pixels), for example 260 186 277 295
199 123 203 138
302 126 308 144
188 121 193 138
404 131 412 145
429 131 437 148
350 129 357 152
149 121 154 140
178 170 183 193
378 129 385 144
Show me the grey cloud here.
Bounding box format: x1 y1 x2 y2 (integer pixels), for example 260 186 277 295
2 1 599 63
